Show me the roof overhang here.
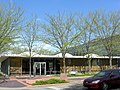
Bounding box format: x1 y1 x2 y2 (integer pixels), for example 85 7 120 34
1 53 120 62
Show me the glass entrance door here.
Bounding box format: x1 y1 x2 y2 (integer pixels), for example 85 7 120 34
33 62 46 75
41 62 46 75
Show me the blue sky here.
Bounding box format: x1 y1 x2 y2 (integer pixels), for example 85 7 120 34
0 0 120 51
1 0 120 21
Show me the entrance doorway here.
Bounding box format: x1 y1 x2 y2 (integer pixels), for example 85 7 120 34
33 62 46 75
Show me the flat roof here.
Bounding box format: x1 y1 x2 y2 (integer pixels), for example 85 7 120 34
1 53 120 61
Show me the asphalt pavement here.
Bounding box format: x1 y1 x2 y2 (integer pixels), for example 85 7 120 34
0 80 26 88
0 77 120 90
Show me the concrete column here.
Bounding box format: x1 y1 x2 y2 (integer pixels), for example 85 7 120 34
8 59 10 76
21 58 22 75
0 62 1 72
45 62 46 75
40 62 41 75
53 59 56 74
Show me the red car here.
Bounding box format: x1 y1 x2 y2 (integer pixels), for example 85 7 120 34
83 69 120 90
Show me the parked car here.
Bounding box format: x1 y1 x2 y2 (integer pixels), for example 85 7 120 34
83 69 120 90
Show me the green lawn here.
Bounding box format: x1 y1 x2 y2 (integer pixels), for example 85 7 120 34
54 73 96 77
67 73 95 77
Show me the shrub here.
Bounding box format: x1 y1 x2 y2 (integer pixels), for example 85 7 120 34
33 80 48 85
47 78 67 84
32 78 68 85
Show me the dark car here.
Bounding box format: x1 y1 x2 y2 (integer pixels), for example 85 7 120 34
83 69 120 90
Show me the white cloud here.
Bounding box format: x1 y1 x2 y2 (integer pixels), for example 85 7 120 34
36 18 41 21
43 44 58 51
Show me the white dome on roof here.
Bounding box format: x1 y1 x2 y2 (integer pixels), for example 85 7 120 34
54 53 73 57
84 53 99 58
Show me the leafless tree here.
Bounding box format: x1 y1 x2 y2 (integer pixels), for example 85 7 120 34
41 12 80 74
21 17 40 77
75 13 96 73
93 10 120 69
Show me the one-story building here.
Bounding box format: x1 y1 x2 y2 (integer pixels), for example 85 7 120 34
0 52 120 76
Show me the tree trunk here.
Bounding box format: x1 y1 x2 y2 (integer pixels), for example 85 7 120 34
109 56 112 69
29 49 32 78
29 56 32 78
62 52 66 74
60 52 67 81
88 58 91 73
63 57 66 74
